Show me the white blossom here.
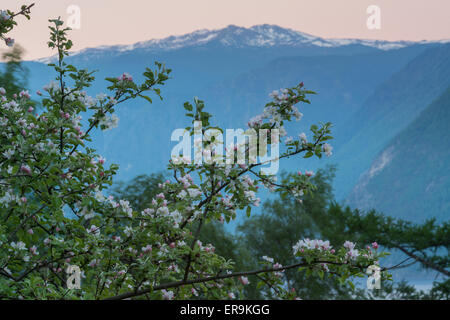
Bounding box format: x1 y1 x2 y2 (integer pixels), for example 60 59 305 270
323 143 333 157
162 289 174 300
10 241 26 251
99 114 119 130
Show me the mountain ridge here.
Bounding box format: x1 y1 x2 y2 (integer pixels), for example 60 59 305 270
36 24 450 63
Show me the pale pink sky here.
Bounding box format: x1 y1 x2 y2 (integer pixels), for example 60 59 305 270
2 0 450 60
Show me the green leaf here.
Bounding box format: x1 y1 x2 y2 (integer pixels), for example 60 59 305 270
138 94 153 104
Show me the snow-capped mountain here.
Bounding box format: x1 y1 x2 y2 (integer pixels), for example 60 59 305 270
38 24 447 63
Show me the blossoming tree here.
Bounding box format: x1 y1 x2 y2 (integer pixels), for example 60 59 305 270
0 5 389 299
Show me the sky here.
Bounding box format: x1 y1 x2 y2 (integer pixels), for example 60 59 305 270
2 0 450 60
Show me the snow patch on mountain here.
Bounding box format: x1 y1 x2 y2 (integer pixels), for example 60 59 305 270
36 24 450 63
367 146 394 179
346 146 395 210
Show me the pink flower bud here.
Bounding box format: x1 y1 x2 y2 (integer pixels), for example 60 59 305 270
305 170 314 177
20 165 31 175
5 37 14 47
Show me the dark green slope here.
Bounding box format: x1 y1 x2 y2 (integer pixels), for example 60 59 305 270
332 43 450 200
348 86 450 221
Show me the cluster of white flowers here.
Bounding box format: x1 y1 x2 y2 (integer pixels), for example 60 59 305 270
343 240 359 259
187 188 202 198
239 175 260 206
262 255 274 263
29 245 39 256
273 262 283 271
99 114 119 130
292 239 367 262
162 289 174 300
0 10 10 21
247 88 302 135
323 143 333 157
148 204 183 227
3 100 21 113
142 244 152 253
347 249 360 260
269 89 303 117
119 200 133 217
87 225 100 237
79 206 95 220
247 114 264 128
171 154 192 165
2 148 14 159
284 136 293 144
293 238 332 254
0 189 19 207
239 276 250 285
10 241 26 251
220 194 233 209
269 89 289 103
43 80 60 93
299 132 307 145
291 187 304 199
179 175 193 189
42 82 107 116
260 256 284 277
117 72 133 83
1 9 16 45
88 259 100 268
244 190 260 206
96 93 108 101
